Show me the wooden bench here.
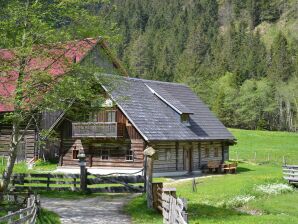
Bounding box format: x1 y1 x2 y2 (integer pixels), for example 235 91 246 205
207 160 222 173
222 163 237 174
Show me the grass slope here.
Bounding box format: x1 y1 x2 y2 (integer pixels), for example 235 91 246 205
229 128 298 164
126 129 298 224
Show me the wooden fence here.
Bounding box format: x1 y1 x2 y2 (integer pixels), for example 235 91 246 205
0 194 40 224
282 165 298 185
11 173 145 193
152 183 188 224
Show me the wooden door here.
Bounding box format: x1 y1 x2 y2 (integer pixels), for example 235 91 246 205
183 146 192 172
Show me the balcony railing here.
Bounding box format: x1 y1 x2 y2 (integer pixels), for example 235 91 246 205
72 122 119 138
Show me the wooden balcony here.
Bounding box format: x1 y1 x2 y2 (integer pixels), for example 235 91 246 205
72 122 122 138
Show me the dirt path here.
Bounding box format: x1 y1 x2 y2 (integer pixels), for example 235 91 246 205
41 194 134 224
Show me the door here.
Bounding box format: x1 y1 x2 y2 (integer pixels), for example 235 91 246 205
183 146 192 172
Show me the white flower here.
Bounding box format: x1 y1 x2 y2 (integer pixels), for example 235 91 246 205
226 195 255 207
255 183 293 195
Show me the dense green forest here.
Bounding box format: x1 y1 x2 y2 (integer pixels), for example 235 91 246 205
101 0 298 132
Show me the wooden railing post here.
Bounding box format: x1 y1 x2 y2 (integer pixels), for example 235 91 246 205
144 147 156 209
26 196 32 224
152 182 163 211
78 152 87 193
7 211 12 224
47 173 50 191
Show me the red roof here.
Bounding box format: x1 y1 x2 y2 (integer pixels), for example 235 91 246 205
0 38 98 112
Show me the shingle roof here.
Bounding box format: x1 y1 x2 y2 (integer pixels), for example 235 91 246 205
106 76 235 142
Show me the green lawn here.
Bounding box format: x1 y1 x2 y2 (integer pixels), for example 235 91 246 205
0 159 57 174
126 129 298 224
229 128 298 165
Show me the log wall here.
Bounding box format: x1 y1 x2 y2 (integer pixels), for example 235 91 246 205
0 129 36 161
153 142 177 173
200 141 224 166
152 141 228 173
61 138 144 168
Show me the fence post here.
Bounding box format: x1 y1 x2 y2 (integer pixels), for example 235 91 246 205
78 152 87 193
192 178 197 192
144 147 156 209
181 198 188 223
254 152 257 162
8 211 12 224
152 182 163 211
236 151 239 161
47 173 50 191
26 196 32 224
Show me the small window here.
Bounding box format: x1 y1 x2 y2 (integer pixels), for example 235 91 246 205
126 149 134 161
166 149 172 161
107 110 116 122
101 149 109 160
214 147 219 157
181 113 190 126
72 148 79 160
205 148 209 158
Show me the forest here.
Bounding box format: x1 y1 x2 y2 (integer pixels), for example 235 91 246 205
100 0 298 132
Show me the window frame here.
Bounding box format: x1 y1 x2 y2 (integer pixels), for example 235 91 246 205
100 149 110 160
166 149 172 161
205 148 209 158
125 149 134 162
214 147 219 157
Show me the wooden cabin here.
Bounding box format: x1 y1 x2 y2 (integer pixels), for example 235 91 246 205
0 37 127 162
57 75 236 175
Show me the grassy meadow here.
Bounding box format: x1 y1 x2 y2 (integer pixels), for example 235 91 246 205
126 128 298 224
229 128 298 165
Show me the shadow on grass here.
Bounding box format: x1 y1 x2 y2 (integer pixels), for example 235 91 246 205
188 203 249 222
236 166 253 174
37 208 61 224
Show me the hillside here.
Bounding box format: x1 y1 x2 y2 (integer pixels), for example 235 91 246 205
102 0 298 132
229 128 298 165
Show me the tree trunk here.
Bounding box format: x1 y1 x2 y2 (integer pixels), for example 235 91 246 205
0 122 19 200
0 56 26 201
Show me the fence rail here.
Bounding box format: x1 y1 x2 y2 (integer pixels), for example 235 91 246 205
152 183 188 224
230 151 298 165
11 173 145 193
282 165 298 184
0 194 40 224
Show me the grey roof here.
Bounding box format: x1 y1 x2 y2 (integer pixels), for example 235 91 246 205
105 76 235 142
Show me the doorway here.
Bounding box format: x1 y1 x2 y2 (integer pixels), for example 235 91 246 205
183 145 192 172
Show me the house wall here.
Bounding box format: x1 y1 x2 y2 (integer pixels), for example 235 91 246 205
152 141 229 173
200 141 225 166
60 107 145 168
0 128 36 161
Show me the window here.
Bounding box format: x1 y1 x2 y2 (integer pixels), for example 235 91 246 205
214 147 219 157
126 149 134 161
205 148 209 158
107 110 116 122
101 149 109 160
181 113 190 126
72 148 79 160
166 149 172 161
